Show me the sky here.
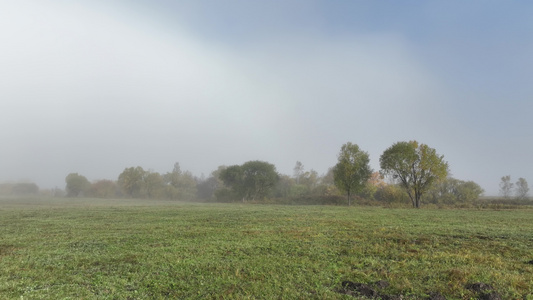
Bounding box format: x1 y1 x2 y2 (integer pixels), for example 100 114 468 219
1 1 532 195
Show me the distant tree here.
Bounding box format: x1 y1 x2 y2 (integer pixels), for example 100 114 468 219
426 177 484 204
455 180 484 202
321 167 336 186
197 176 219 200
12 183 39 195
165 162 182 187
143 171 165 199
333 142 373 206
499 175 514 199
380 141 448 208
274 174 295 198
162 162 198 200
219 161 279 202
90 179 117 198
311 167 341 197
300 169 319 191
177 171 198 200
0 182 40 195
515 177 529 200
217 165 242 202
118 167 146 198
293 161 304 184
199 166 227 201
65 173 91 197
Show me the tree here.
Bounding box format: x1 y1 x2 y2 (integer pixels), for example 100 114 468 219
426 177 484 204
274 174 295 198
90 179 117 198
216 165 245 202
515 177 529 200
333 142 373 206
176 170 198 200
300 169 319 191
197 176 219 200
455 180 484 203
162 162 198 200
219 161 279 202
293 161 304 184
380 141 448 208
308 169 341 199
198 166 226 201
65 173 91 197
12 183 39 195
118 167 146 198
143 171 164 199
499 175 514 199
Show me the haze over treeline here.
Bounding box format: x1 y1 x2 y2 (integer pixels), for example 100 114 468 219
1 140 530 207
1 1 532 196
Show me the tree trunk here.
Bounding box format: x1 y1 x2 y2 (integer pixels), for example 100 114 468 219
415 191 421 208
407 190 416 208
347 190 351 206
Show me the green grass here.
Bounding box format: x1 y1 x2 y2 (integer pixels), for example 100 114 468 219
0 198 532 299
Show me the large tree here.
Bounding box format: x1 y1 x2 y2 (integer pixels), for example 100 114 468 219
380 141 448 208
333 142 373 206
65 173 91 197
219 160 279 202
118 166 146 198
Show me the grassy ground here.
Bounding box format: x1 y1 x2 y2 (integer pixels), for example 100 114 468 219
0 198 532 299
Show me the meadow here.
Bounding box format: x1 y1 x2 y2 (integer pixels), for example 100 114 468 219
0 198 531 299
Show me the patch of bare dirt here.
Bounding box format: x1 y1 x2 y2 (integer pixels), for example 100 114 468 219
466 282 501 300
338 280 404 299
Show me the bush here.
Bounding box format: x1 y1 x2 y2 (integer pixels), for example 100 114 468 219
374 184 409 204
268 195 347 205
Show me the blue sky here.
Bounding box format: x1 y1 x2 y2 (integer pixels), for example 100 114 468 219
1 1 532 195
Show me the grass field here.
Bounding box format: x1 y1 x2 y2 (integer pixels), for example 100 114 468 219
0 198 532 299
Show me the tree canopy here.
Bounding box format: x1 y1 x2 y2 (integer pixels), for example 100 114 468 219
56 140 496 207
333 142 373 206
219 160 279 202
426 177 484 204
380 141 448 208
65 173 91 197
118 166 146 198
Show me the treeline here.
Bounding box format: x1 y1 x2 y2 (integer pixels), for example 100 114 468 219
0 182 39 195
4 140 528 207
0 182 64 197
63 161 486 206
0 141 516 207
